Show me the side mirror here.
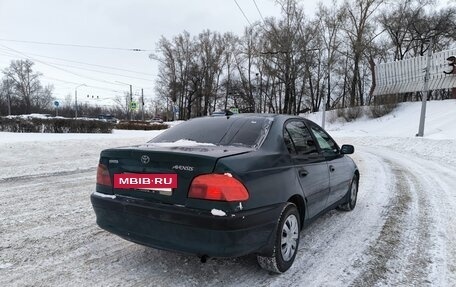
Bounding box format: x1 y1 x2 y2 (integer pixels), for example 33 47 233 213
340 144 354 155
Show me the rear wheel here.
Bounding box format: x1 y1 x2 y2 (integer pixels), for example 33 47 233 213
257 203 300 273
337 174 358 211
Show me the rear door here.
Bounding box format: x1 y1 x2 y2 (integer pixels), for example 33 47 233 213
284 120 330 219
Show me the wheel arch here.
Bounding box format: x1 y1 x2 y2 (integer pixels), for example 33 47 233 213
287 194 305 228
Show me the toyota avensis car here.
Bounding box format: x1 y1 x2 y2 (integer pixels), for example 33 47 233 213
91 114 359 273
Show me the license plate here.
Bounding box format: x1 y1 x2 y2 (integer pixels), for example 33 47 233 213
114 173 178 190
135 187 172 196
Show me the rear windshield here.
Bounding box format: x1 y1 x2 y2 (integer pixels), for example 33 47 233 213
149 116 273 148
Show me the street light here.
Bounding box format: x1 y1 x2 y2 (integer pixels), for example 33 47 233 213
75 84 86 118
115 81 133 120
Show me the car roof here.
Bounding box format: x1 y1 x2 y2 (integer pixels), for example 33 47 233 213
222 113 311 122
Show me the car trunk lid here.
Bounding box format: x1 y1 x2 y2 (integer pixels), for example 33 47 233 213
99 143 252 205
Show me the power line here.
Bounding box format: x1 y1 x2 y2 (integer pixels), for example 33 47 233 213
0 49 154 100
252 0 265 21
36 60 153 82
0 44 130 87
8 50 155 76
233 0 252 26
0 50 153 82
42 76 122 93
0 38 152 52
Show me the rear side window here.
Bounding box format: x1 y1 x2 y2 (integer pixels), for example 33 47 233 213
284 121 318 155
149 116 272 148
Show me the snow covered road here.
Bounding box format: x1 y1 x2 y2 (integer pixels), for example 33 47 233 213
1 135 455 286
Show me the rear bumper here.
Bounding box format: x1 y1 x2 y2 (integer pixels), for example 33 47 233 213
90 192 284 257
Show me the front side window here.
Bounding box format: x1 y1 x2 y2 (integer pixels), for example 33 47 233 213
284 121 318 155
310 124 339 156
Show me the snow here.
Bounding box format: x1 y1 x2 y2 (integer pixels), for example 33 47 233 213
0 129 165 143
150 139 215 147
92 191 116 199
306 99 456 139
211 209 227 217
306 99 456 167
5 113 52 119
1 100 455 286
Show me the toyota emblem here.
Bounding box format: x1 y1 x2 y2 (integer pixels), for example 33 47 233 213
141 155 150 164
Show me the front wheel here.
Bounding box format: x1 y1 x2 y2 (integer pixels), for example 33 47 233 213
337 174 359 211
257 203 300 273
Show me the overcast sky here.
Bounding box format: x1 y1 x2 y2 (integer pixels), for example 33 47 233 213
0 0 329 107
0 0 452 107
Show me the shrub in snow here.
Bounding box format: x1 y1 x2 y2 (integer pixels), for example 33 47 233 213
336 106 363 122
368 103 398 118
115 120 168 130
0 117 114 133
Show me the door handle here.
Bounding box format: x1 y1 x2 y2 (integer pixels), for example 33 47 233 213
329 165 335 172
299 169 308 177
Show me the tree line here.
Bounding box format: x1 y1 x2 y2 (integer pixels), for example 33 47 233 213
0 59 153 119
1 0 455 119
153 0 456 119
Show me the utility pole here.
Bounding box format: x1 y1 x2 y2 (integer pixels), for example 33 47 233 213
75 84 86 118
417 38 433 137
6 78 11 116
141 88 145 121
125 95 128 120
75 89 78 118
129 84 133 120
116 81 133 121
256 73 261 113
323 49 331 129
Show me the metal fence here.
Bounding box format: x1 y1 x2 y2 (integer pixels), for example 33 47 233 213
373 48 456 96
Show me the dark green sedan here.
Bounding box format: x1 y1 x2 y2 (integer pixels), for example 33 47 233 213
91 114 359 273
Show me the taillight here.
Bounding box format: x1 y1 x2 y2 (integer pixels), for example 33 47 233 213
188 173 249 201
96 163 112 186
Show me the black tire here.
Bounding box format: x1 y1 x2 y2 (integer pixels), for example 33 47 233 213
257 203 300 273
337 174 359 211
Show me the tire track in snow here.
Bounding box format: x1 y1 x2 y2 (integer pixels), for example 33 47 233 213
370 148 456 286
350 158 433 286
349 146 456 287
0 167 96 183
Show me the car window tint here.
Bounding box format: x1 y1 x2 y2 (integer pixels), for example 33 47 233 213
149 116 272 148
283 129 296 154
310 125 339 156
284 121 317 155
229 119 269 147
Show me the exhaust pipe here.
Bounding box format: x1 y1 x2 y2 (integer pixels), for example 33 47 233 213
199 255 209 263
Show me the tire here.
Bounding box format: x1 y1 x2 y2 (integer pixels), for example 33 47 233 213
257 203 300 273
337 174 359 211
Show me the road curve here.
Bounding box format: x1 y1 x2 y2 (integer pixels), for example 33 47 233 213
0 141 454 286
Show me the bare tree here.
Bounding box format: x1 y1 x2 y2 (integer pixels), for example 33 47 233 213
317 1 346 109
113 93 130 119
344 0 385 106
2 59 54 114
261 0 308 114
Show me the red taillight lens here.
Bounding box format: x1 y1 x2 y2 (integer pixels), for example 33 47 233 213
96 164 112 186
188 173 249 202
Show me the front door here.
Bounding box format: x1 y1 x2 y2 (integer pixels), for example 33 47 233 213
284 120 330 219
